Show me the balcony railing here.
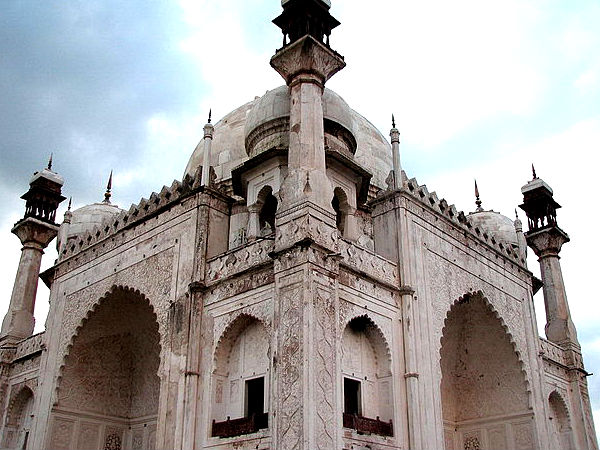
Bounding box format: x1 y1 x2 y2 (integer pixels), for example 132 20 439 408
343 413 393 437
212 413 269 438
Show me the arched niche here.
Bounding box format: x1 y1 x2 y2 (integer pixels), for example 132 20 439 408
341 315 393 437
440 292 531 450
246 185 278 241
211 315 270 438
549 391 574 450
51 287 161 450
332 187 351 237
2 386 34 450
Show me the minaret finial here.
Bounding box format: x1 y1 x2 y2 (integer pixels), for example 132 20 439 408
392 114 396 129
532 163 537 180
208 109 212 124
68 197 72 211
474 179 483 212
48 153 53 170
515 208 519 220
103 170 113 204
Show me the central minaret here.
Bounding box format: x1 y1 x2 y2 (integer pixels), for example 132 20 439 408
270 2 346 449
271 0 345 238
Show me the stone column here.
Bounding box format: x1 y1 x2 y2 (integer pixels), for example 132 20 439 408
1 218 58 344
527 228 578 345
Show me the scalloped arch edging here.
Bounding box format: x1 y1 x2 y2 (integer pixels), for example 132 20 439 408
342 313 392 376
439 290 532 407
5 385 34 427
213 312 270 376
549 389 572 423
53 285 161 407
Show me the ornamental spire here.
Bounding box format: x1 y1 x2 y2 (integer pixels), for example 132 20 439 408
48 153 53 171
474 180 483 212
103 171 113 204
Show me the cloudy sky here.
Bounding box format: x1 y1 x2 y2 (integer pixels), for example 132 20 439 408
1 0 599 434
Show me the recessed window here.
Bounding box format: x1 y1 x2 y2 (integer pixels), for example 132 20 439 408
344 377 361 416
245 377 265 418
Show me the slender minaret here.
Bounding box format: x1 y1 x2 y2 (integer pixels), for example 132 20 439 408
390 115 403 188
201 110 214 187
1 158 65 345
271 0 345 216
519 167 578 345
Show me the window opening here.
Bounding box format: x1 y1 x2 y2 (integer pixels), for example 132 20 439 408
259 193 277 235
245 377 265 418
344 377 361 416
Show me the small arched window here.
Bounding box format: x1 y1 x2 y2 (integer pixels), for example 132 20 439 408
332 187 350 236
341 316 393 437
257 186 278 236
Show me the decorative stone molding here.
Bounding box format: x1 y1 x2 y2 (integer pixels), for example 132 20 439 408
206 239 274 284
338 239 398 287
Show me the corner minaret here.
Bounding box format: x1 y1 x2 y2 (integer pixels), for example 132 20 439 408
1 159 66 345
271 0 345 220
519 168 578 345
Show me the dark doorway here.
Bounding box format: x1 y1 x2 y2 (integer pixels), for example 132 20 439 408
344 377 361 415
245 377 265 418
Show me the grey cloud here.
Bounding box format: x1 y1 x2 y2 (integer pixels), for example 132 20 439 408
0 0 203 210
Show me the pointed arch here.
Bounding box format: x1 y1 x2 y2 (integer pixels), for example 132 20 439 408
439 291 532 450
2 385 34 449
211 313 270 436
549 390 574 450
50 285 161 450
341 315 394 435
332 186 350 236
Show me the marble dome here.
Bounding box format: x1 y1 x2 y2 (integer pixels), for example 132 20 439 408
66 202 124 238
184 86 392 188
467 210 519 248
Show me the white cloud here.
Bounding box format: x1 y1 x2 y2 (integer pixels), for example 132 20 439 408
329 0 546 148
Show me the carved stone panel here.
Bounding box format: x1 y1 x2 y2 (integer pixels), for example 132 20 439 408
48 417 75 450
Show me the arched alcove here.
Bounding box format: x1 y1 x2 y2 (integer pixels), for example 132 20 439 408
50 287 161 450
332 187 350 236
440 292 531 450
211 315 270 438
2 386 34 450
257 185 277 236
341 315 393 437
549 391 574 450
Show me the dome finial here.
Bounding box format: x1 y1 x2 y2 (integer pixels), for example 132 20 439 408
208 109 212 124
392 114 396 129
474 179 483 212
532 163 537 180
103 170 113 204
68 196 72 211
48 153 53 170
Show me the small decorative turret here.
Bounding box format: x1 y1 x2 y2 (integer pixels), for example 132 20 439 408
390 115 402 189
513 209 527 263
519 167 577 345
201 110 214 187
1 158 66 344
